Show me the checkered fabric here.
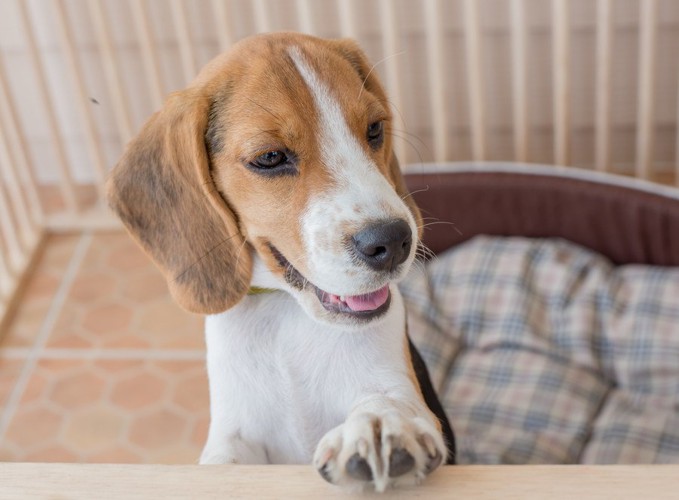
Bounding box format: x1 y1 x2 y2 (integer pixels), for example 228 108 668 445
401 236 679 464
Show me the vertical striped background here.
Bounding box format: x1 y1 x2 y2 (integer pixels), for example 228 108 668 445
1 0 679 324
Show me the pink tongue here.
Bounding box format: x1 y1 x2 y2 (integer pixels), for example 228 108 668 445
343 285 389 312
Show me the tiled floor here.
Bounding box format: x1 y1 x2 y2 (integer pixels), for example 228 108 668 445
0 231 209 463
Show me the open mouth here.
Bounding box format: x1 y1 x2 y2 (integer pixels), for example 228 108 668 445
268 245 391 320
315 285 391 317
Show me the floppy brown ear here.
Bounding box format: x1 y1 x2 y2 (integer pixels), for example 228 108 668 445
106 90 251 314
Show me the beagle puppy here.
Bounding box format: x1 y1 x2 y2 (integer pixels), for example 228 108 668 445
107 32 455 492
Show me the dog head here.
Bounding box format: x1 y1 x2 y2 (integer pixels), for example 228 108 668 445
107 33 422 326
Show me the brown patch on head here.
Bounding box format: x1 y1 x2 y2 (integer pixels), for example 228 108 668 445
304 38 422 243
108 33 422 313
202 33 408 282
203 34 336 280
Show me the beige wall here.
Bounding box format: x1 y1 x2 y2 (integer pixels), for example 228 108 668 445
1 0 679 322
0 0 678 187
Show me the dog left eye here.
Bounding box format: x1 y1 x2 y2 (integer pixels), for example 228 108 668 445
251 150 288 169
367 121 384 148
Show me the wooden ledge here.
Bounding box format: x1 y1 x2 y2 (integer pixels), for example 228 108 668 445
2 463 678 499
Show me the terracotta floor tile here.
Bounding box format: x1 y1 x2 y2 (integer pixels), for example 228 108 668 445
63 408 127 453
24 445 79 462
2 232 213 464
68 271 118 304
174 372 210 412
5 406 65 449
1 234 81 348
128 408 187 449
0 358 24 408
50 369 107 409
191 416 210 449
45 232 205 350
111 371 166 410
1 358 209 463
88 446 143 464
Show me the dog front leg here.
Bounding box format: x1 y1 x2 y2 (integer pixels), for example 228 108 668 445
313 394 447 492
200 429 268 465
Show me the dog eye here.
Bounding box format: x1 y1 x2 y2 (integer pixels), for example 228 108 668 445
367 121 384 148
251 150 287 169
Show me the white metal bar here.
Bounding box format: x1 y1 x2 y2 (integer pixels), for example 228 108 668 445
0 227 44 330
17 0 78 212
296 0 314 34
595 0 613 172
463 0 486 161
88 0 134 144
253 0 271 33
211 0 234 52
424 0 448 162
0 173 23 272
170 0 198 84
552 0 571 166
0 123 34 251
54 0 108 199
510 0 529 162
378 0 407 164
636 0 657 180
129 0 165 109
0 54 44 227
0 247 12 298
338 0 357 39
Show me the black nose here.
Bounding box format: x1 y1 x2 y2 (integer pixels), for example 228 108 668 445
352 219 412 272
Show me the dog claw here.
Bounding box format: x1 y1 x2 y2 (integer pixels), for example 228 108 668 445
388 447 415 478
424 449 443 475
318 463 333 483
346 453 373 481
417 433 443 475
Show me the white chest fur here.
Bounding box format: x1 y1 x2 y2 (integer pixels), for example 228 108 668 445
201 287 413 464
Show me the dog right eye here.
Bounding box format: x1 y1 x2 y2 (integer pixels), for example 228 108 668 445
251 150 287 169
246 149 298 177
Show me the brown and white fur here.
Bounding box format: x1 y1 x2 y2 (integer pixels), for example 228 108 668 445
107 33 454 492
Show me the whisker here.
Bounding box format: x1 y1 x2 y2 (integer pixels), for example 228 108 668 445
377 97 408 128
233 236 250 271
390 131 425 164
174 232 242 282
391 127 430 151
245 96 285 123
358 51 406 101
391 131 433 163
401 186 430 202
418 220 463 236
416 242 439 267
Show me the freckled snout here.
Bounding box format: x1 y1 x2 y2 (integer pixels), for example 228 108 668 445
351 219 412 272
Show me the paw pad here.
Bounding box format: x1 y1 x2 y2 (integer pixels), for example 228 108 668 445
346 453 373 481
388 447 415 478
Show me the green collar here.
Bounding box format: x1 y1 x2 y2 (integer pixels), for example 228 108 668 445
247 286 279 296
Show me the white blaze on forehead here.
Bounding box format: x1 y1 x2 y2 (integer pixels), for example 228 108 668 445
287 46 416 295
287 46 373 179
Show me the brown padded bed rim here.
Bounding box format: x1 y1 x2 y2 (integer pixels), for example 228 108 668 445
405 164 679 267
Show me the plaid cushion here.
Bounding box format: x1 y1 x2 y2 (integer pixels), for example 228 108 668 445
401 236 679 464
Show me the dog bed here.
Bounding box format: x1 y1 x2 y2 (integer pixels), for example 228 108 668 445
401 163 679 464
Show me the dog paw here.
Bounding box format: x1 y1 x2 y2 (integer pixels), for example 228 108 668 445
313 411 446 492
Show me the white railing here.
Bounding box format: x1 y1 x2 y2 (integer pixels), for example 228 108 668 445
1 0 678 326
